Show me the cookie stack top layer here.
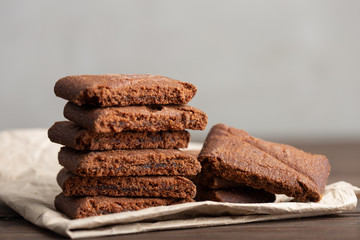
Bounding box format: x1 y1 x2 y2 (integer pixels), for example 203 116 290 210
54 74 197 106
53 74 207 133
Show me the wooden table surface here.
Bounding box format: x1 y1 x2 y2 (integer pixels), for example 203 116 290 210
1 141 359 240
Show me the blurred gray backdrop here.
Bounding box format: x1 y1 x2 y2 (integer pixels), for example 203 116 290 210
0 0 359 142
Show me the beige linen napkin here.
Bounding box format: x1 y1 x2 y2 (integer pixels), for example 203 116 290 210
0 129 358 239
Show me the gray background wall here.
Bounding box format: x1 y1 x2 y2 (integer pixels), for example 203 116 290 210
0 0 359 142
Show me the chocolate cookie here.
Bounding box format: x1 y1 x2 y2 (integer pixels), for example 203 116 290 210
48 121 190 150
196 187 275 203
63 102 208 133
57 168 197 199
59 147 201 177
194 173 245 190
54 74 197 106
191 163 246 189
55 193 193 219
198 124 330 202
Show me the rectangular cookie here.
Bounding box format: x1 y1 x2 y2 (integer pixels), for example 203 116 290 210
196 187 275 203
59 147 201 177
200 175 240 189
48 121 190 150
192 173 246 190
57 168 197 199
192 163 246 189
55 193 193 219
198 124 330 202
63 102 208 133
54 74 197 107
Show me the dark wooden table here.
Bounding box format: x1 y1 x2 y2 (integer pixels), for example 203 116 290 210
1 141 359 239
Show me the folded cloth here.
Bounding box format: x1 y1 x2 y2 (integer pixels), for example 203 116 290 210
0 129 358 239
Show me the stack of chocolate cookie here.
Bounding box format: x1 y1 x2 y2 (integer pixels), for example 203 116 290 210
49 74 208 219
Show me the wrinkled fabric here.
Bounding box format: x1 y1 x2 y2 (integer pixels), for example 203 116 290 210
0 129 358 239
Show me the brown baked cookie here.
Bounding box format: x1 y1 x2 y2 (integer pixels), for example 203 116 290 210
195 173 245 190
198 124 330 202
196 187 275 203
55 193 193 219
58 147 201 177
57 168 197 199
194 163 246 189
63 102 208 133
54 74 197 107
48 121 190 150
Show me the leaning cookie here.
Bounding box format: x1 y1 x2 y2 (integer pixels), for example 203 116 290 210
54 74 197 106
198 124 330 202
